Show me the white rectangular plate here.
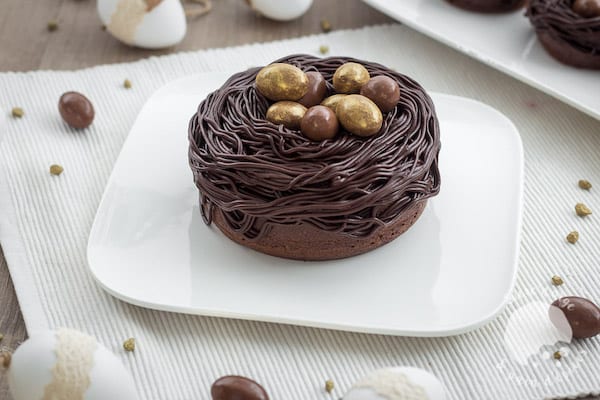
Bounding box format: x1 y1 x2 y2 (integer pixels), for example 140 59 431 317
87 72 523 336
363 0 600 120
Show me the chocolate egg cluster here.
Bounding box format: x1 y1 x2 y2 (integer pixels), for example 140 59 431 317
255 62 401 141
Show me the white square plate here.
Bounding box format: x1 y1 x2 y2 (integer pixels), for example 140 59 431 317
363 0 600 120
87 73 523 336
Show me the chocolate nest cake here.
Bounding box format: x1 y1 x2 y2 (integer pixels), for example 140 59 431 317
445 0 526 12
188 55 441 261
527 0 600 69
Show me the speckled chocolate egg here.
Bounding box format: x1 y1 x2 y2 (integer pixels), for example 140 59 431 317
300 105 339 141
211 375 269 400
333 62 370 94
266 101 307 130
336 94 383 137
255 63 308 101
298 71 328 108
58 91 95 129
321 94 347 112
572 0 600 18
360 75 401 113
549 296 600 339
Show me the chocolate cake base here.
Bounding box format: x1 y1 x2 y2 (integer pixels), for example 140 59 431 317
445 0 526 13
537 31 600 70
212 201 427 261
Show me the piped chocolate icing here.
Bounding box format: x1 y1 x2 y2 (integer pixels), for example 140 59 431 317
188 55 441 240
528 0 600 69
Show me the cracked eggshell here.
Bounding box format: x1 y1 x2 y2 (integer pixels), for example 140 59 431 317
344 367 446 400
98 0 186 49
247 0 313 21
8 329 138 400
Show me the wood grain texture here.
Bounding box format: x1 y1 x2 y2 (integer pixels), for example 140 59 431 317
0 0 392 72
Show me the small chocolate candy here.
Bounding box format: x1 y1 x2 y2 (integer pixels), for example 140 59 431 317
266 101 307 130
300 105 339 141
572 0 600 18
549 296 600 339
211 375 269 400
58 91 95 129
336 94 383 137
298 71 327 108
255 63 308 101
320 94 347 113
360 75 401 113
333 62 370 94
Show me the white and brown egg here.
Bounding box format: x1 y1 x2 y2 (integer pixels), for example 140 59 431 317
7 329 138 400
255 62 401 141
97 0 187 49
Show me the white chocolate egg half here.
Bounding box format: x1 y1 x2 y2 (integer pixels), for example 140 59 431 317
247 0 313 21
344 367 446 400
8 329 138 400
98 0 186 49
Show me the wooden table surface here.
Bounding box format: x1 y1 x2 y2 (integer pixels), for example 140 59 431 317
0 0 392 398
0 1 598 400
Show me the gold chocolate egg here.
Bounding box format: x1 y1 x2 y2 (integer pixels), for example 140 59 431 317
336 94 383 137
255 63 309 101
320 94 347 113
266 101 307 130
332 62 370 94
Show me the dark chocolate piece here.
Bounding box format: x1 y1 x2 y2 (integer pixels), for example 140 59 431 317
300 105 338 141
360 75 401 113
298 71 328 108
211 376 269 400
550 296 600 339
58 92 95 129
573 0 600 19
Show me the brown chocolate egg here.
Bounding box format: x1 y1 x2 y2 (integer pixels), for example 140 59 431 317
336 94 383 137
255 63 308 101
332 62 370 94
549 296 600 339
300 105 339 141
58 91 95 129
572 0 600 18
360 75 401 113
211 375 269 400
266 101 307 130
298 71 328 108
320 94 347 113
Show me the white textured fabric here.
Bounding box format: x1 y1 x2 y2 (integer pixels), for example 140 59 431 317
1 24 600 400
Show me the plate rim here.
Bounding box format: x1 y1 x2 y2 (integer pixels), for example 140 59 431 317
87 72 524 337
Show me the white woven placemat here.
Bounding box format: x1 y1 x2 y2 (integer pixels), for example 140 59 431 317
1 24 600 400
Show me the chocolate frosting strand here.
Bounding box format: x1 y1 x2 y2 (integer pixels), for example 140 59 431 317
188 55 441 240
528 0 600 54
